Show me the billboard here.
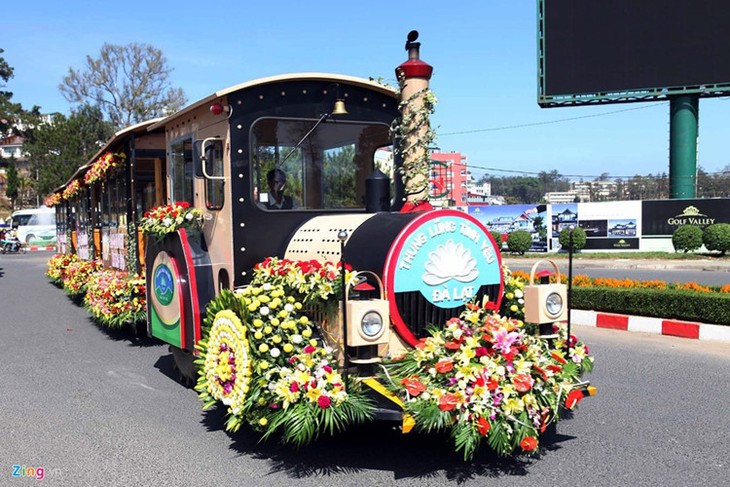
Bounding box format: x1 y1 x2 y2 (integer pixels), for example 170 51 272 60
538 0 730 106
468 205 548 251
642 198 728 237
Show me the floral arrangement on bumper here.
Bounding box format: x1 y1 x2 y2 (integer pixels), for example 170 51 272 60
381 303 593 460
83 269 146 328
195 259 371 447
138 202 203 238
84 152 126 185
47 253 79 285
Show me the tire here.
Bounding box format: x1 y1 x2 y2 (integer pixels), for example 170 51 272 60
25 234 35 244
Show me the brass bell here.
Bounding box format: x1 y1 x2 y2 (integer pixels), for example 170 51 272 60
331 99 348 115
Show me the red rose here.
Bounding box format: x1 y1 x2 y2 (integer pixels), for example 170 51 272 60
317 395 331 409
565 389 584 410
520 436 538 452
512 373 533 392
401 376 426 396
476 417 490 436
438 393 459 411
303 345 316 354
435 360 454 374
290 382 299 393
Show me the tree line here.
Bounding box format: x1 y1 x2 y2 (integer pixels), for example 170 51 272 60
479 168 730 204
1 43 186 211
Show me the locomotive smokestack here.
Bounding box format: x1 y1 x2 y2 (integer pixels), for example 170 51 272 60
395 30 434 212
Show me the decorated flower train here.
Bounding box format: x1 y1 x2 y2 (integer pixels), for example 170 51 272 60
46 32 594 458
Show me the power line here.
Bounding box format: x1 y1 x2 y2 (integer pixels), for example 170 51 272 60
439 103 667 136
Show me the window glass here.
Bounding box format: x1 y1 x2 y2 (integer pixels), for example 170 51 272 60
251 118 391 211
171 138 194 205
204 140 225 210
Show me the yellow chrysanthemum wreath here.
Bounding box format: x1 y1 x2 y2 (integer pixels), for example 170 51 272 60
200 310 253 415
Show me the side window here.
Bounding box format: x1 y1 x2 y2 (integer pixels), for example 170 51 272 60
203 139 225 210
170 138 194 205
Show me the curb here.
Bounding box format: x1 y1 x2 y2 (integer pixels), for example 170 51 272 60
571 309 730 343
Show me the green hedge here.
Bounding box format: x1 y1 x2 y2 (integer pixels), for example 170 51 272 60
571 287 730 325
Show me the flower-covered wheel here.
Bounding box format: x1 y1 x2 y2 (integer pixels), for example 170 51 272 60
199 310 253 414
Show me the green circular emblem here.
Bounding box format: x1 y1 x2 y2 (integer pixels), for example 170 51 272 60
154 264 175 305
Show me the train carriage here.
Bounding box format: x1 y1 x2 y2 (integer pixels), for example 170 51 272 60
47 33 594 456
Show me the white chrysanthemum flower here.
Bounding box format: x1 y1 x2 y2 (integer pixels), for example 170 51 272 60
163 217 173 227
259 306 270 316
270 348 281 358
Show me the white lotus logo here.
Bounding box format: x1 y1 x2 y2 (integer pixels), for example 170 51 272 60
422 240 479 286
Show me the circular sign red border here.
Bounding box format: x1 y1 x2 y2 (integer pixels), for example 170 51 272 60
383 209 504 347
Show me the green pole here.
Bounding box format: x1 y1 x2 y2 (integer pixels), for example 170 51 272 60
669 95 699 199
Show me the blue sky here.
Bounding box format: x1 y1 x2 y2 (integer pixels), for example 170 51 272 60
4 1 729 180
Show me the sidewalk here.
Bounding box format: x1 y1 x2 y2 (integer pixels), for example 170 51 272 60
571 309 730 343
502 256 730 272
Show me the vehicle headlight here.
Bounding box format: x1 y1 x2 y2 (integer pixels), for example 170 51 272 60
361 311 384 338
545 292 564 317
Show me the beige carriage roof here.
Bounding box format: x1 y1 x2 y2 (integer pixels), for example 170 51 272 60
55 117 165 192
147 73 398 130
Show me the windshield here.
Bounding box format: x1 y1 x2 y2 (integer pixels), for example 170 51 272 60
251 118 391 210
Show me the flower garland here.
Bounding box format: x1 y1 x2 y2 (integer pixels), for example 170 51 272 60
84 152 126 185
45 193 63 207
46 253 79 285
195 261 373 446
138 202 203 238
253 257 358 306
83 269 146 328
63 179 83 200
62 259 103 297
381 304 593 460
389 75 438 205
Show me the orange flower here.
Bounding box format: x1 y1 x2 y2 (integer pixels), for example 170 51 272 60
487 377 499 391
401 376 426 397
551 351 568 364
520 436 538 452
444 340 462 350
565 389 584 410
512 373 533 392
476 417 490 436
435 360 454 374
438 393 459 411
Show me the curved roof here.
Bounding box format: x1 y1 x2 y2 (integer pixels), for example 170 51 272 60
55 117 165 192
148 73 398 130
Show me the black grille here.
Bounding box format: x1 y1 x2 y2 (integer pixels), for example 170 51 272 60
394 284 502 338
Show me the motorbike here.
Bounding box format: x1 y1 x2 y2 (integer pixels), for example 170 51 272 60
0 231 25 254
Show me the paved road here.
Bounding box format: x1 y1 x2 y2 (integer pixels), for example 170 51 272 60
1 252 728 486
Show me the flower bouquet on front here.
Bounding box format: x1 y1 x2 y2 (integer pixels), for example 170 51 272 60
138 202 203 240
381 303 593 460
195 260 373 447
84 269 146 328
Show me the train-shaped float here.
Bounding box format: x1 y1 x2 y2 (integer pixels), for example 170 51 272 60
45 32 594 459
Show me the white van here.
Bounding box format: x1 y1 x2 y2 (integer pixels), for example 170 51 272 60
11 207 57 245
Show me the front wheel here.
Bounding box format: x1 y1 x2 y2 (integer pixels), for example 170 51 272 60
25 234 35 244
